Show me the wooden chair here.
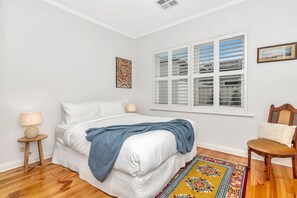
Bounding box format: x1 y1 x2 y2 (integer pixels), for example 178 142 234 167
247 104 297 181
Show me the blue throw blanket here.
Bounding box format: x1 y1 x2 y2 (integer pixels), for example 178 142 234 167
85 119 195 182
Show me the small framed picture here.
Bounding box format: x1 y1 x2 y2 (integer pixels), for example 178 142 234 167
257 42 297 63
116 57 132 88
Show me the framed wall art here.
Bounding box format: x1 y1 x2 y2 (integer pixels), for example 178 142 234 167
257 42 297 63
116 57 132 88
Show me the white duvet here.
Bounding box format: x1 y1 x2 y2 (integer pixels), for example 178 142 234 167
63 113 198 177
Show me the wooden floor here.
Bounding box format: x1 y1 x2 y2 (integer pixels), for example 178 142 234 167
0 147 296 198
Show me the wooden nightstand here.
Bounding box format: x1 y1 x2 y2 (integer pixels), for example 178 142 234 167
17 134 48 172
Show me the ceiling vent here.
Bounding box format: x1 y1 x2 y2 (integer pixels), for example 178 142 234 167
156 0 179 10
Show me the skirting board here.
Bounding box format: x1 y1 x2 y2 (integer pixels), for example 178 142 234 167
197 141 292 167
0 142 292 173
0 152 52 173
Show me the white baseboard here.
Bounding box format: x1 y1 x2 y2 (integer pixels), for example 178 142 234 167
197 141 292 167
0 142 292 173
0 152 52 173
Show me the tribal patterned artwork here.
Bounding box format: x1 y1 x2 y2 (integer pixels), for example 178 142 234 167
116 57 132 88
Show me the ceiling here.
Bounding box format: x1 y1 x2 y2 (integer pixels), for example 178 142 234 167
42 0 245 39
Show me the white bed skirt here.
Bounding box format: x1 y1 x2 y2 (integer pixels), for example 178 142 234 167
52 140 196 198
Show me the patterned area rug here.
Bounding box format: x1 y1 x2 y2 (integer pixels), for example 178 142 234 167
156 154 248 198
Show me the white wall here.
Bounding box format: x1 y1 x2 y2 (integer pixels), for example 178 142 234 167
1 0 297 171
0 0 3 79
134 0 297 165
0 0 136 170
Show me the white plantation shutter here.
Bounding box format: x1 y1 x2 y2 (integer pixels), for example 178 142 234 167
154 48 189 106
219 35 245 108
171 47 189 105
193 42 214 107
219 74 244 107
153 31 247 114
172 79 188 105
193 42 214 74
172 48 188 76
154 52 169 105
155 52 168 77
219 36 245 72
154 80 168 104
192 33 246 111
193 77 214 106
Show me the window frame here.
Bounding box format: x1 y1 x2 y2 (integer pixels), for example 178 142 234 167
153 45 190 111
152 30 249 116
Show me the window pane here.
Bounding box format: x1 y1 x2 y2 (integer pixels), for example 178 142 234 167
219 35 244 72
172 48 188 76
154 80 168 104
219 75 244 107
193 42 214 74
193 77 213 106
172 79 188 105
155 52 168 77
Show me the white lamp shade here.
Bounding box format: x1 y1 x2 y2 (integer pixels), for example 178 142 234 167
126 104 136 113
20 112 42 126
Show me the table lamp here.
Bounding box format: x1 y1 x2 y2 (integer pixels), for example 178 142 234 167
20 112 42 138
126 104 136 113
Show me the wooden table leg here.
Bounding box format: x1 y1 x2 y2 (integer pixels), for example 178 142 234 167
266 157 271 181
247 147 251 170
292 156 297 179
37 140 45 167
264 157 268 172
24 142 30 172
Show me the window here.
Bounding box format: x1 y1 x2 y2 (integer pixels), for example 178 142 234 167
193 42 214 107
218 36 245 108
193 77 213 106
171 47 189 105
154 52 169 105
154 47 189 107
153 31 248 115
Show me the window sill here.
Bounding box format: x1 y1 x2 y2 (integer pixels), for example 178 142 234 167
150 108 254 118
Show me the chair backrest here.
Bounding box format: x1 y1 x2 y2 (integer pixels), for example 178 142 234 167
268 104 297 147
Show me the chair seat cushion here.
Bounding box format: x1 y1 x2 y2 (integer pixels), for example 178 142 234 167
247 138 296 156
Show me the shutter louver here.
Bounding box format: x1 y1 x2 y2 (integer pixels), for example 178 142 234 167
219 36 244 72
154 80 168 104
155 52 168 77
172 48 188 76
193 77 213 106
193 42 214 74
219 74 244 107
172 79 188 105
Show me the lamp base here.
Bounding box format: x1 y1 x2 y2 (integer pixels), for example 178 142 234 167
24 126 39 138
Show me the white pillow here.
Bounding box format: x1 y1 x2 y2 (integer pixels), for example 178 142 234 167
99 101 125 117
61 101 100 123
258 122 296 147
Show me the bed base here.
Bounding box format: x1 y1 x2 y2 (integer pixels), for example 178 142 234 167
52 140 196 198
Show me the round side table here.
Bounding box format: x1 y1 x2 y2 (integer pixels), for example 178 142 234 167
17 134 48 172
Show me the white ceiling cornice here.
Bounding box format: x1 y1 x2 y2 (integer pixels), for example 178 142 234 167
42 0 133 38
136 0 246 38
42 0 246 39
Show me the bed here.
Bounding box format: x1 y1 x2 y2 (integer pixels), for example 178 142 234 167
52 101 198 198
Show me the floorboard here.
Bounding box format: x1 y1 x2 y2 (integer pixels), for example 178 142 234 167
0 147 296 197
